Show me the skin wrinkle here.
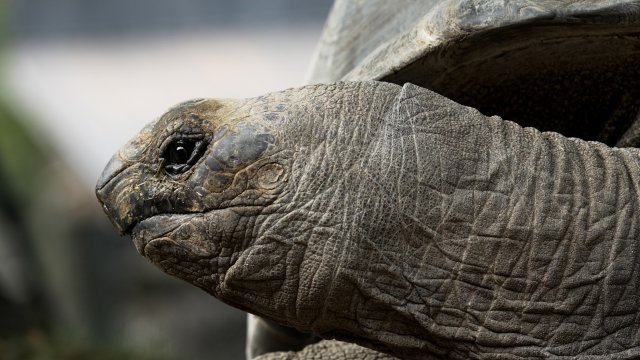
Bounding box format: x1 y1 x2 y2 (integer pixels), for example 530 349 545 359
458 125 488 338
95 81 640 359
311 84 400 332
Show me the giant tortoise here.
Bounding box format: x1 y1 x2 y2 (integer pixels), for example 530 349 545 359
96 1 640 359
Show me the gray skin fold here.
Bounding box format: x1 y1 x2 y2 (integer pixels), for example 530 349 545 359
96 81 640 359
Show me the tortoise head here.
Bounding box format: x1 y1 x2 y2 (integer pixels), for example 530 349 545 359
95 97 288 293
94 81 400 311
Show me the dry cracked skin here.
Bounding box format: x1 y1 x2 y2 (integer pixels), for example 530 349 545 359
97 80 640 359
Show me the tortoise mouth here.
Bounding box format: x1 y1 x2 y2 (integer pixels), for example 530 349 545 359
384 23 640 146
130 214 210 260
129 205 264 257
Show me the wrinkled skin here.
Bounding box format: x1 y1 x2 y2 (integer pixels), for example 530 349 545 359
97 81 640 359
253 340 398 360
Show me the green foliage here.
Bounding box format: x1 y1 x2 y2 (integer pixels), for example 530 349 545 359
0 98 48 203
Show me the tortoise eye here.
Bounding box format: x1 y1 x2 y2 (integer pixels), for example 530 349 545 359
162 137 208 175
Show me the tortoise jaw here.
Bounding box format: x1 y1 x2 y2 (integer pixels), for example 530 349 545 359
130 215 183 255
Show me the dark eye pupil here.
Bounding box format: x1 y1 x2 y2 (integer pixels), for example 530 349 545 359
162 138 205 175
169 140 192 165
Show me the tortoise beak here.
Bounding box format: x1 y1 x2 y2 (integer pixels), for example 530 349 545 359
95 153 136 235
96 141 150 236
97 153 127 190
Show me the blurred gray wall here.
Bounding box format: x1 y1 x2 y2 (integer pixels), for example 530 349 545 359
10 0 333 39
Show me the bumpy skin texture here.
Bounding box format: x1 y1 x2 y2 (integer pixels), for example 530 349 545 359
254 340 399 360
97 81 640 359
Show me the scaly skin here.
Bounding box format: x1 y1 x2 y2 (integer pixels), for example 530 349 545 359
254 340 399 360
97 81 640 359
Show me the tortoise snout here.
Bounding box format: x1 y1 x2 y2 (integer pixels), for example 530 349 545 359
97 154 126 190
96 129 153 235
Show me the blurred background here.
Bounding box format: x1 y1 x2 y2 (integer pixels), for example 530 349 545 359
0 0 333 359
